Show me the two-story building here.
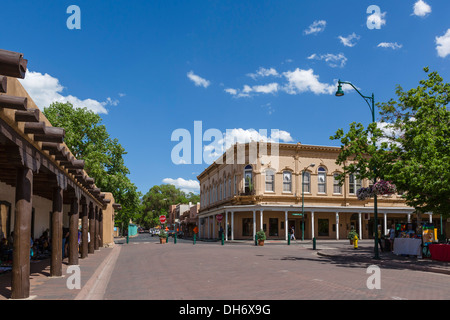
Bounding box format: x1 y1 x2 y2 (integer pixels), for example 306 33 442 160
196 142 436 241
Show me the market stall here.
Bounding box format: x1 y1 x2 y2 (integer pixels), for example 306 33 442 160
393 238 422 256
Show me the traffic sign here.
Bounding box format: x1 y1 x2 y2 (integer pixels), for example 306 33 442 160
216 214 223 222
159 215 166 224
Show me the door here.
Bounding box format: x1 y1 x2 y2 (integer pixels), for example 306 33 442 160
269 218 278 236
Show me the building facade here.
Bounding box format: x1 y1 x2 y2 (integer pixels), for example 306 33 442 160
197 142 441 241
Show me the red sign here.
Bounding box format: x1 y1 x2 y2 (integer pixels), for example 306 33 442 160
216 214 223 222
159 215 166 224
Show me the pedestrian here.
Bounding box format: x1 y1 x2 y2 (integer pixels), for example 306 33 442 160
377 225 383 252
290 226 296 240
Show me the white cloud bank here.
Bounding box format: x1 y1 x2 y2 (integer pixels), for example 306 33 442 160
413 0 432 17
338 33 360 47
162 178 200 194
19 71 119 114
377 42 403 50
436 29 450 58
187 71 210 88
303 20 326 35
307 53 347 68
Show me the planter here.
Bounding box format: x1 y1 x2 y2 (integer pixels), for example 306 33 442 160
258 240 265 246
159 237 167 244
349 239 353 245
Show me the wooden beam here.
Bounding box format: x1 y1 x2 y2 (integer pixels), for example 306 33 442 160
51 187 63 277
0 49 28 79
15 109 40 123
0 95 27 111
88 203 95 254
68 198 79 266
0 75 7 93
80 202 88 259
33 127 65 143
24 121 46 135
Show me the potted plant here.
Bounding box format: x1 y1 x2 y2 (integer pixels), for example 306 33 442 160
347 228 359 245
159 230 168 244
256 229 266 246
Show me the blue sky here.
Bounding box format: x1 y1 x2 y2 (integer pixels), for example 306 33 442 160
2 0 449 195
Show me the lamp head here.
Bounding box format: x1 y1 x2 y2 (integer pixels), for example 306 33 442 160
335 83 344 97
310 163 316 168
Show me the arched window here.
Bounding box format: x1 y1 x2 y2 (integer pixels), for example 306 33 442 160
349 174 362 194
283 171 292 193
302 172 311 193
333 173 342 194
265 169 275 192
244 165 253 193
318 167 327 193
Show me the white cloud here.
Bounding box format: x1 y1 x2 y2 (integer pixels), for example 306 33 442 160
436 29 450 58
307 53 347 68
19 71 118 114
303 20 326 35
162 178 200 194
377 42 403 50
187 71 210 88
252 83 279 94
413 0 431 17
225 82 279 98
338 33 360 47
282 68 335 95
367 10 387 29
247 67 279 80
224 88 237 95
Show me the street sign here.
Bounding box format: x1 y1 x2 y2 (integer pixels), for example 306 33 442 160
216 214 223 222
159 215 166 224
292 213 303 216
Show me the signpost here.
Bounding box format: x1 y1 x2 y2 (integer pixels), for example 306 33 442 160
216 214 223 222
159 215 166 224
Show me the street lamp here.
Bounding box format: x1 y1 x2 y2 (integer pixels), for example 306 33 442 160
335 80 380 259
302 163 315 241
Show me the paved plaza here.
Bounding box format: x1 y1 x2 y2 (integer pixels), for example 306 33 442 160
0 233 449 302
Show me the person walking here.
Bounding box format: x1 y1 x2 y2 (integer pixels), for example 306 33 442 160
290 226 296 240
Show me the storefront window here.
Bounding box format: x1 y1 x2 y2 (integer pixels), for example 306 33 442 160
269 218 278 236
265 169 274 192
318 167 326 193
242 218 253 236
318 219 329 236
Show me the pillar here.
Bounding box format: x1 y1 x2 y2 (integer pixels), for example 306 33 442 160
68 197 79 266
285 211 288 241
80 201 88 259
225 211 228 241
213 215 216 239
384 213 388 236
94 206 99 250
51 186 63 277
88 203 95 254
99 209 103 247
231 212 234 241
207 216 210 239
253 210 256 240
311 211 315 239
11 167 33 299
260 210 263 231
336 212 339 240
358 212 362 240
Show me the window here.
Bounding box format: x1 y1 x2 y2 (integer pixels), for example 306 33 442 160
333 173 342 194
318 167 326 193
349 174 362 194
244 165 253 193
318 219 329 236
265 169 275 192
224 179 227 199
302 172 311 193
242 218 253 236
283 171 292 192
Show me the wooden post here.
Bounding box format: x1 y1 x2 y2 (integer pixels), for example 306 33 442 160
88 203 95 254
94 206 99 250
11 167 33 299
68 197 79 266
80 201 88 259
51 187 63 277
99 209 103 248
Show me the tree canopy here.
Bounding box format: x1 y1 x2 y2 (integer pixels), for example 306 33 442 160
43 102 142 227
331 68 450 217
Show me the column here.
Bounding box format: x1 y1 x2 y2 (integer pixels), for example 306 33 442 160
94 206 99 250
68 197 79 266
11 167 33 299
336 212 339 240
88 203 95 254
51 186 63 277
253 210 256 240
99 209 103 248
81 201 88 259
213 215 216 239
207 216 210 239
358 213 362 240
311 211 315 239
231 212 234 241
225 211 228 241
384 213 388 237
407 213 411 223
429 213 432 223
285 210 288 241
260 210 263 231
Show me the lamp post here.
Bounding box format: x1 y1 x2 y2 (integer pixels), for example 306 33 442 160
335 80 380 259
302 163 315 241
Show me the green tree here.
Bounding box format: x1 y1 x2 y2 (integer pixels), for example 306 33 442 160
331 68 450 218
138 184 200 229
43 102 142 228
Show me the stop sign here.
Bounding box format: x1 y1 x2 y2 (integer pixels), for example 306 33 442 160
159 215 166 224
216 214 223 222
